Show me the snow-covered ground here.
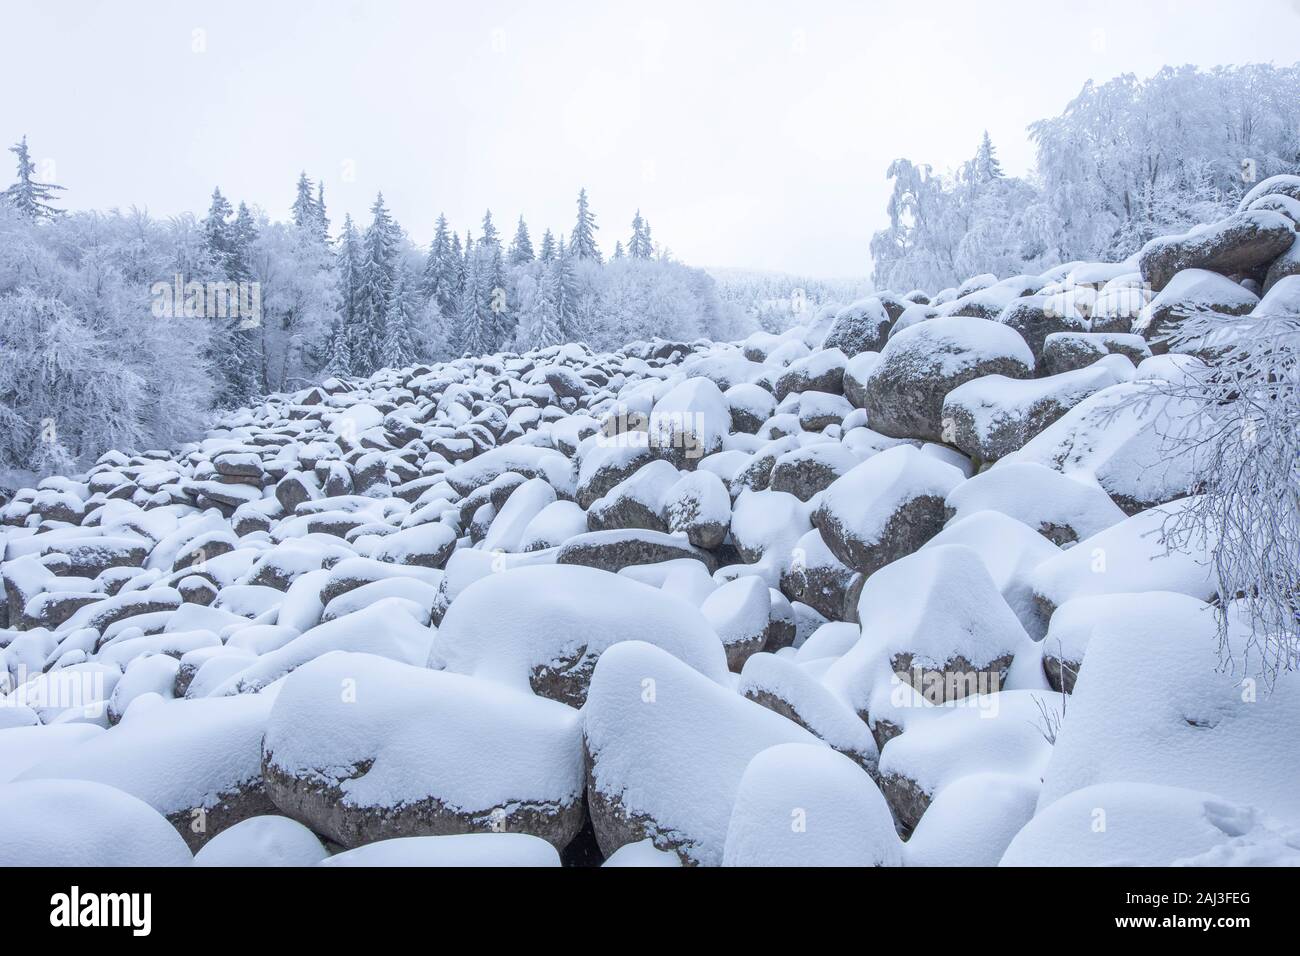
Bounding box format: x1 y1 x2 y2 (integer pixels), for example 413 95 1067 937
1 176 1298 867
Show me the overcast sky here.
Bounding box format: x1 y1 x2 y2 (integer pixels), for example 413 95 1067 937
4 0 1298 277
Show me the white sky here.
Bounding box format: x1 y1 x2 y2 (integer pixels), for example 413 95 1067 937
4 0 1298 277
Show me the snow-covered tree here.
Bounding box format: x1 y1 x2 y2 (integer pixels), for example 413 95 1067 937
972 131 1004 185
2 136 65 221
380 266 421 369
538 228 556 263
569 187 601 262
629 209 654 259
353 192 401 375
1154 294 1300 686
291 172 317 231
422 213 458 315
508 215 534 266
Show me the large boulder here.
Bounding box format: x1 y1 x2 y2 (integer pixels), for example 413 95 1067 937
1002 381 1211 514
1001 782 1300 867
0 779 193 866
863 317 1034 441
1133 268 1259 354
940 361 1128 463
811 445 963 576
945 461 1127 546
1137 209 1296 292
432 564 729 706
822 299 892 357
996 295 1087 361
19 695 277 851
1035 597 1300 825
722 744 901 866
583 641 819 865
261 652 586 851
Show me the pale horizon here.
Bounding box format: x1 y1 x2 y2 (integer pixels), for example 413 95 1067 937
5 0 1298 277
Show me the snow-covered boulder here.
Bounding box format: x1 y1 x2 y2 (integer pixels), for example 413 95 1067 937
1138 209 1296 292
768 443 859 503
320 832 561 867
1029 497 1217 617
996 294 1088 361
904 772 1040 867
699 575 770 672
812 445 963 576
555 528 716 575
583 641 820 865
822 299 892 357
1133 268 1260 353
1036 591 1205 693
941 362 1127 463
738 651 879 773
1003 381 1210 514
0 778 192 866
863 317 1034 442
192 814 328 866
774 348 847 402
433 564 728 705
944 461 1127 545
877 690 1063 832
1037 598 1300 825
1002 783 1300 867
920 510 1060 640
19 693 276 850
778 527 862 622
856 543 1032 704
1039 331 1151 375
262 652 585 851
722 744 901 866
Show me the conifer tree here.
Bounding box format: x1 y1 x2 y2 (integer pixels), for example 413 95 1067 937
314 181 330 240
508 215 535 266
629 209 654 259
354 192 400 375
291 172 316 230
380 267 420 369
422 213 458 315
972 131 1004 185
1 136 65 220
538 228 556 263
569 188 601 262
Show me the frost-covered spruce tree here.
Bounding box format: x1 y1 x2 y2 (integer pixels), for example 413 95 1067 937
314 181 330 241
508 215 534 266
201 189 260 406
569 187 601 262
354 192 400 375
455 241 496 357
629 209 653 259
972 131 1004 184
1157 293 1300 686
225 201 263 402
380 267 420 370
291 172 317 230
422 213 459 316
612 240 625 260
538 228 556 263
323 318 352 378
520 260 563 350
553 237 581 342
1 136 65 220
334 214 363 374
